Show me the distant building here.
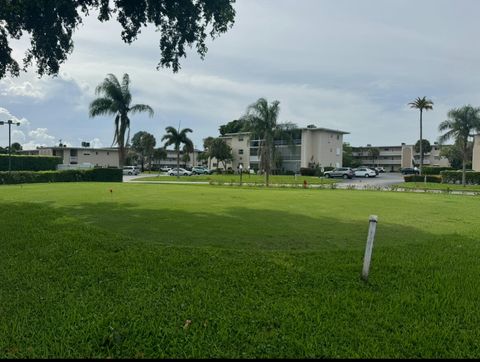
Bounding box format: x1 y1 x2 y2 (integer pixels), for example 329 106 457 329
473 135 480 171
151 148 205 170
208 126 349 172
20 146 120 168
351 143 450 171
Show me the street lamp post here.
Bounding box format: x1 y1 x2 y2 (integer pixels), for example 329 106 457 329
0 119 21 173
239 164 243 185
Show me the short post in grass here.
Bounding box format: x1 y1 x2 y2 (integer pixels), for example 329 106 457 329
361 215 378 281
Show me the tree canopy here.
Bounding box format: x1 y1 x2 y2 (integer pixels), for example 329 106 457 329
219 119 246 136
131 131 156 171
414 139 432 156
0 0 236 79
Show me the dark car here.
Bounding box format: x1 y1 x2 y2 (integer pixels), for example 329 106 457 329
323 167 355 179
401 167 420 175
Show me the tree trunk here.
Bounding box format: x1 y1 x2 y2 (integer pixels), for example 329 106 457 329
419 109 423 175
462 142 467 186
118 146 125 168
176 148 180 179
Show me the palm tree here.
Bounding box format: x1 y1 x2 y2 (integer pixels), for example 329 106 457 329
409 96 434 174
89 73 154 167
439 105 480 186
241 98 281 186
161 126 193 178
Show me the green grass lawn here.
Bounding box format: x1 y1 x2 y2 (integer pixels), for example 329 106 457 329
2 183 480 358
394 182 480 192
134 173 336 185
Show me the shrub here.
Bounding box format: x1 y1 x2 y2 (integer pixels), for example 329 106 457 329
440 171 480 185
0 155 62 171
422 166 455 175
0 168 122 185
323 166 335 172
300 167 315 176
404 175 442 183
284 170 295 176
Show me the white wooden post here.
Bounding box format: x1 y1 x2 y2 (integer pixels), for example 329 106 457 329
362 215 378 281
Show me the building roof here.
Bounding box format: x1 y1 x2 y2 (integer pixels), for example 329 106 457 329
300 127 349 134
23 146 119 152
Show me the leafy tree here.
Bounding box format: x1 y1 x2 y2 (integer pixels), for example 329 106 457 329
414 139 432 160
161 127 193 178
439 105 480 186
342 142 362 168
153 147 167 169
89 73 154 167
209 138 233 171
131 131 156 171
440 142 473 170
409 96 434 174
10 142 22 153
0 0 236 78
181 145 191 168
219 119 246 136
241 98 281 186
200 136 215 168
368 147 380 167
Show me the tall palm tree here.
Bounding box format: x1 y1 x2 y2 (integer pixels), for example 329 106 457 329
241 98 281 186
161 126 193 178
89 73 154 167
409 96 434 174
439 105 480 186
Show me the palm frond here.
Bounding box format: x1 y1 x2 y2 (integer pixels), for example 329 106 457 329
89 98 115 117
130 104 154 117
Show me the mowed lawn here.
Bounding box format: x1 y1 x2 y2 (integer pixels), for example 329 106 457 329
1 183 480 358
134 173 336 185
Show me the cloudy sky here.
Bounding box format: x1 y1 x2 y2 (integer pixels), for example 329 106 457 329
1 0 479 150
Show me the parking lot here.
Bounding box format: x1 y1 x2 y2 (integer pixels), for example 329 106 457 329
336 172 404 189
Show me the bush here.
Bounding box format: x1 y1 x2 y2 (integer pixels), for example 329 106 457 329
0 168 122 185
440 171 480 185
0 155 62 171
323 166 335 172
284 170 295 176
300 167 315 176
422 166 455 175
404 175 442 183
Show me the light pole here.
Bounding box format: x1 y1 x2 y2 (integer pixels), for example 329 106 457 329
239 164 243 185
0 119 21 173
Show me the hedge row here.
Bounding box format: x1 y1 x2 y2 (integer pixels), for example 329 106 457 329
299 167 323 177
404 175 442 183
0 154 62 171
0 168 122 185
421 166 455 175
440 171 480 185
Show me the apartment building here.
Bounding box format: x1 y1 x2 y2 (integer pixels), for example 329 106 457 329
351 143 450 171
20 146 120 168
209 126 349 173
151 148 205 170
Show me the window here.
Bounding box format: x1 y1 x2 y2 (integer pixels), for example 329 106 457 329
239 149 244 155
337 135 340 140
238 137 244 142
336 148 340 156
70 149 78 156
96 152 98 155
107 152 109 155
330 148 333 153
83 152 90 156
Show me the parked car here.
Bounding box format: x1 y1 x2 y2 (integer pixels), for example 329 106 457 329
159 166 171 172
168 168 192 176
354 167 377 178
401 167 420 175
122 166 140 175
375 167 385 173
323 167 354 179
191 166 211 175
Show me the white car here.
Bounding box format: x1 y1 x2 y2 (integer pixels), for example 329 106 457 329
168 167 192 176
122 166 140 175
354 167 377 178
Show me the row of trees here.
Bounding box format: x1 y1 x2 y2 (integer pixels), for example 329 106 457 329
410 97 480 186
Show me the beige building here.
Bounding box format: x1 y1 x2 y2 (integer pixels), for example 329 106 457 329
151 148 205 170
20 146 120 168
473 135 480 171
352 143 450 171
209 126 349 172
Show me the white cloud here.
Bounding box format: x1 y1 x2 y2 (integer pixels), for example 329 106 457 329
0 78 45 99
89 138 103 148
28 128 56 142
